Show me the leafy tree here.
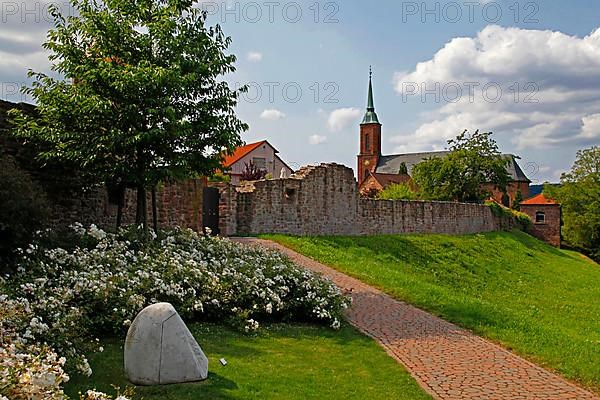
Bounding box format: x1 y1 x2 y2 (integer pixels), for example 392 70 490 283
545 146 600 260
0 154 49 268
377 183 420 200
10 0 247 229
412 130 511 202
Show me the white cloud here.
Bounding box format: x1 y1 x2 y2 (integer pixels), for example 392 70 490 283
327 107 361 132
392 25 600 151
260 109 286 120
309 134 327 145
247 51 263 62
580 113 600 139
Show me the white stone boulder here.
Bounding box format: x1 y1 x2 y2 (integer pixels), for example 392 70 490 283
124 303 209 385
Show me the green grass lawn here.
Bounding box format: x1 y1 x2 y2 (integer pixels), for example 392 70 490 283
65 323 431 400
263 231 600 392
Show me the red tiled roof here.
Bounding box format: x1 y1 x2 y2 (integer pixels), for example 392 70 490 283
222 141 267 168
520 193 559 205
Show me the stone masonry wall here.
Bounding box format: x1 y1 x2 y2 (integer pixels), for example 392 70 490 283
48 180 205 232
359 199 498 235
234 163 507 236
236 164 359 236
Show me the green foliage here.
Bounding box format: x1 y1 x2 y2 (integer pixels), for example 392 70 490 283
377 183 421 200
512 189 523 210
545 146 600 261
9 0 248 227
65 324 431 400
412 130 512 202
3 225 349 373
265 232 600 391
485 200 531 230
0 154 49 268
208 172 231 183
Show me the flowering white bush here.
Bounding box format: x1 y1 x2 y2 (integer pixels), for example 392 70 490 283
0 297 69 400
1 224 349 398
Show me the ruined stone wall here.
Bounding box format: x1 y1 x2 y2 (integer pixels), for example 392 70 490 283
236 164 359 235
234 163 506 236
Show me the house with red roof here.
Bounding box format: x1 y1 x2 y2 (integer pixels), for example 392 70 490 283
222 140 293 185
519 193 562 247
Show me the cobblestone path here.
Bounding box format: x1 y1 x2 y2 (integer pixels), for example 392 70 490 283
233 237 599 400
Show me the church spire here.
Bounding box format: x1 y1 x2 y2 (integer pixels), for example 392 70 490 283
362 66 380 125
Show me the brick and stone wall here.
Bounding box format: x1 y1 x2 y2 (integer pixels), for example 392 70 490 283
484 181 530 208
47 180 205 232
359 199 499 235
233 163 510 236
235 164 359 236
520 204 561 247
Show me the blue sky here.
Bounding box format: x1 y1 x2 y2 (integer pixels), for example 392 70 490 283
1 0 599 182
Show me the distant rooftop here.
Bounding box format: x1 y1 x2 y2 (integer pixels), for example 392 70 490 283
222 140 269 167
369 172 412 187
520 193 559 206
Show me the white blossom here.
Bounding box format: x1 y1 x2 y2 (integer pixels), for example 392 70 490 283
1 224 349 399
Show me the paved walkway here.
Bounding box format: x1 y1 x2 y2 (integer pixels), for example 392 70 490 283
233 237 599 400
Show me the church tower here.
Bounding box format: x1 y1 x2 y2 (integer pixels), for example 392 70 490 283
357 67 382 185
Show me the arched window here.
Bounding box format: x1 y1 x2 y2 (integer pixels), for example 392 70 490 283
535 211 546 224
365 133 371 151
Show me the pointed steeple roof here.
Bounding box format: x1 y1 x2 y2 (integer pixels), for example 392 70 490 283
361 66 381 125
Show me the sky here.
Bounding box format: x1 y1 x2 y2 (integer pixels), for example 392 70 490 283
1 0 600 183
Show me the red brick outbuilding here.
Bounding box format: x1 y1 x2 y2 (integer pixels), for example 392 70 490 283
520 194 561 247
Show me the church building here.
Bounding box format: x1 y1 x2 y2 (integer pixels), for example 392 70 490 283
357 72 531 206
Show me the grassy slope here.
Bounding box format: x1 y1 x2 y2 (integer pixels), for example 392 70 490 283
65 323 431 400
263 231 600 392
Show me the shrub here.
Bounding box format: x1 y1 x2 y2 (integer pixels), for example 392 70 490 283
1 225 349 381
240 161 267 181
0 154 50 269
377 183 420 200
0 295 132 400
208 172 231 183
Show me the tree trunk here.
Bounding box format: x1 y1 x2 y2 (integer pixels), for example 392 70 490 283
135 145 147 230
116 186 125 230
135 184 147 229
152 185 158 234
